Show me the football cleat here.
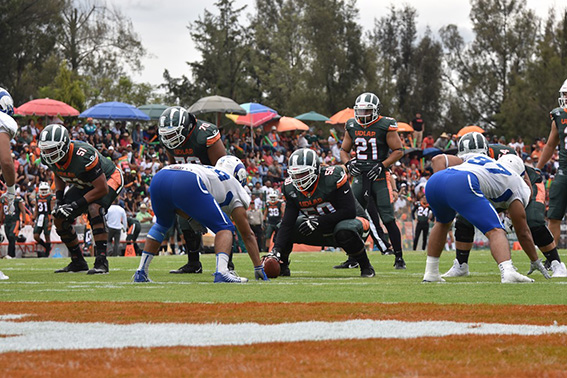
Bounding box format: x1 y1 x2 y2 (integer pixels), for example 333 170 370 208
422 273 445 283
0 270 9 280
54 259 89 273
333 259 359 269
87 256 109 275
441 259 470 277
133 270 152 283
394 256 406 270
170 261 203 274
279 262 291 277
381 248 394 255
501 270 534 283
550 260 567 278
360 266 376 278
213 271 248 283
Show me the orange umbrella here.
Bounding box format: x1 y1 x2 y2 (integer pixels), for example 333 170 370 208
16 98 79 117
325 107 354 124
266 117 309 132
457 125 484 137
396 122 414 132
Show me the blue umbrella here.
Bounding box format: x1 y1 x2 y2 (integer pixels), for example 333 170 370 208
79 101 150 121
423 147 443 157
240 102 277 115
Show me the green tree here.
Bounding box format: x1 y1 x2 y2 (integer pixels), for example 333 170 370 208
38 60 86 111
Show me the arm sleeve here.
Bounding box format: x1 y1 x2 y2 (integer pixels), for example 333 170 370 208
272 197 300 251
317 181 356 233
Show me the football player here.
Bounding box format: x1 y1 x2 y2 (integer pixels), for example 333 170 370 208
423 145 547 283
537 80 567 251
0 87 16 279
33 182 55 257
158 106 227 275
0 191 26 259
268 148 375 278
133 156 268 283
263 190 284 251
38 124 124 274
340 92 406 269
443 132 566 278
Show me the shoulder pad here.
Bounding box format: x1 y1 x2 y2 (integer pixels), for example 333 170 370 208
322 165 348 188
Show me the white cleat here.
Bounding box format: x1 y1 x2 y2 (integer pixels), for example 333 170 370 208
501 270 534 283
422 273 445 283
214 271 249 283
441 259 470 277
0 270 9 280
550 260 567 278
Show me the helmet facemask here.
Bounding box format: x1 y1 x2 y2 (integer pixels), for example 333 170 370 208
354 93 380 126
288 149 320 192
39 125 70 165
159 126 186 149
159 106 193 149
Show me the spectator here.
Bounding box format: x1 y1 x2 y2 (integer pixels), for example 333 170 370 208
411 113 425 148
247 201 264 252
433 132 450 150
132 123 143 148
421 134 434 149
135 203 153 225
297 131 309 148
106 200 128 257
84 117 97 135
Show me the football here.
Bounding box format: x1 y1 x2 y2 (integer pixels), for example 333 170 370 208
263 256 281 278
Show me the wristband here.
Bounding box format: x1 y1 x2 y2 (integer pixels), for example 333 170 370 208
7 185 15 194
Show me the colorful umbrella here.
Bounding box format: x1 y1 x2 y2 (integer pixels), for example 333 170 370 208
266 117 310 132
294 111 330 122
326 108 354 124
239 102 277 115
457 125 484 137
227 112 279 127
15 98 79 117
396 122 414 133
138 104 168 120
80 101 150 121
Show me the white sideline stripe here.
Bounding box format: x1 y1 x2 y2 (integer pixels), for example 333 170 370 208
0 317 566 353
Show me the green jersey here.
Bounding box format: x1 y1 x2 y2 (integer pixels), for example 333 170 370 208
44 141 118 189
488 144 516 159
36 194 54 215
345 116 398 175
550 107 567 172
165 120 221 165
266 200 284 225
1 196 23 222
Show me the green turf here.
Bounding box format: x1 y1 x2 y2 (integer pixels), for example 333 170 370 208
0 250 566 304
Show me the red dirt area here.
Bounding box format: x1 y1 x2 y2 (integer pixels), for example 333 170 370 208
1 335 567 377
1 301 566 325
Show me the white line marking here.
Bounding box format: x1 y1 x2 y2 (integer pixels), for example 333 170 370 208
0 317 566 353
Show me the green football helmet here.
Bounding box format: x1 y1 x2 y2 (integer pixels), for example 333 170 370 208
354 92 381 125
288 148 320 192
457 132 488 156
158 106 196 149
38 124 71 164
558 79 567 108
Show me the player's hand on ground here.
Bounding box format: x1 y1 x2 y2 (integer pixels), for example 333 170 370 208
254 265 269 281
527 258 551 279
367 162 384 181
298 216 319 236
345 159 362 177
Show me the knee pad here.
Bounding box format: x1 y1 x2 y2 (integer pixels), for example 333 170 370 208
88 205 107 236
455 217 475 243
148 223 170 244
334 229 365 255
530 225 554 247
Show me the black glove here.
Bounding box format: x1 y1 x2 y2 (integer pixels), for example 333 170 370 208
533 168 543 184
52 201 80 219
367 162 385 181
298 216 319 236
345 159 362 176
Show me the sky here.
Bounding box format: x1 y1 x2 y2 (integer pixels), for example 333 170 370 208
112 0 564 88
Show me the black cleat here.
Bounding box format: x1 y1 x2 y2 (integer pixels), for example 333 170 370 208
333 259 359 269
381 248 394 255
280 263 291 277
360 265 376 277
170 261 203 274
228 260 235 271
544 259 551 270
54 260 89 273
87 256 109 275
394 257 406 270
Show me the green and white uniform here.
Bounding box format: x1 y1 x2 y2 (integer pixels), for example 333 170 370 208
34 194 53 235
547 107 567 220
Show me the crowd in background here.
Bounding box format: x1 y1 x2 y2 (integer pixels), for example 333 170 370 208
2 113 562 254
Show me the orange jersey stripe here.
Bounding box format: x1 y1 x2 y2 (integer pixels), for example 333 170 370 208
356 216 370 232
336 173 348 188
206 133 221 146
85 154 99 171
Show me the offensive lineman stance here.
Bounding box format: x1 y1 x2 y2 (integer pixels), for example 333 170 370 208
39 124 123 274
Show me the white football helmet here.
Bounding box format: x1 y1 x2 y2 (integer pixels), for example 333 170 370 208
267 190 279 203
558 79 567 108
354 92 380 125
498 154 525 176
0 87 14 116
215 155 247 187
38 182 50 196
38 124 71 164
458 132 488 156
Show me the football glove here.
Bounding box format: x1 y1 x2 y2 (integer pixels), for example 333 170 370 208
264 249 282 262
1 191 15 216
298 216 319 236
345 159 362 176
533 168 543 184
367 162 385 181
527 258 551 279
254 265 269 281
52 202 80 220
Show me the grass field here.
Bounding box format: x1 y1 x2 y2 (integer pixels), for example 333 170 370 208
0 250 565 304
1 250 567 377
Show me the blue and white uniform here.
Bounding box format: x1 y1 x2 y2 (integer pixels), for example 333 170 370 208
425 153 530 234
0 111 18 139
147 164 251 243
